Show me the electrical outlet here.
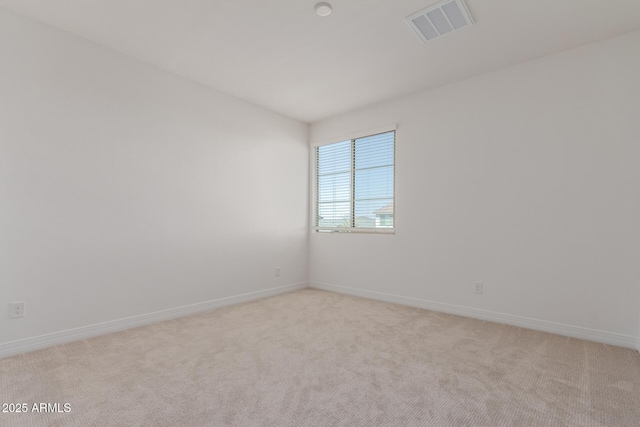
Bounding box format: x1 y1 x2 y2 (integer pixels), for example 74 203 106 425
474 283 483 294
275 267 281 277
10 302 25 318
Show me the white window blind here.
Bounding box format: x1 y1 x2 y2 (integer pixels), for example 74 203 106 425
315 130 395 233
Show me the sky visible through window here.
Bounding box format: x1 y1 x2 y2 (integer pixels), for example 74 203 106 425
317 131 394 229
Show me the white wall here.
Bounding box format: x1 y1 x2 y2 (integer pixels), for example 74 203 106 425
310 30 640 348
0 8 308 350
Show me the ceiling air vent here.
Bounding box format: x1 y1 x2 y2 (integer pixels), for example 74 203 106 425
406 0 474 43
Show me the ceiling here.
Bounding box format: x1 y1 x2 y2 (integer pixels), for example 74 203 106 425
2 0 640 123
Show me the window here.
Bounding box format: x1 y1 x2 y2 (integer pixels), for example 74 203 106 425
314 130 395 233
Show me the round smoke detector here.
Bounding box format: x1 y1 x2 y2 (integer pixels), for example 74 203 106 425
315 2 332 17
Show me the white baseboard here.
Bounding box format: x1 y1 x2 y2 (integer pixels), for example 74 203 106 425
0 282 307 359
310 282 638 350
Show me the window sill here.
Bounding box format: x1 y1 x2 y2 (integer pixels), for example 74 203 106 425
314 228 395 234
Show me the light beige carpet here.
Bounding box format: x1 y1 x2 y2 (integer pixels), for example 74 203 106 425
1 289 639 426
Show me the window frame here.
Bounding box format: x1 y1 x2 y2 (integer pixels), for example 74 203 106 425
311 125 396 234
